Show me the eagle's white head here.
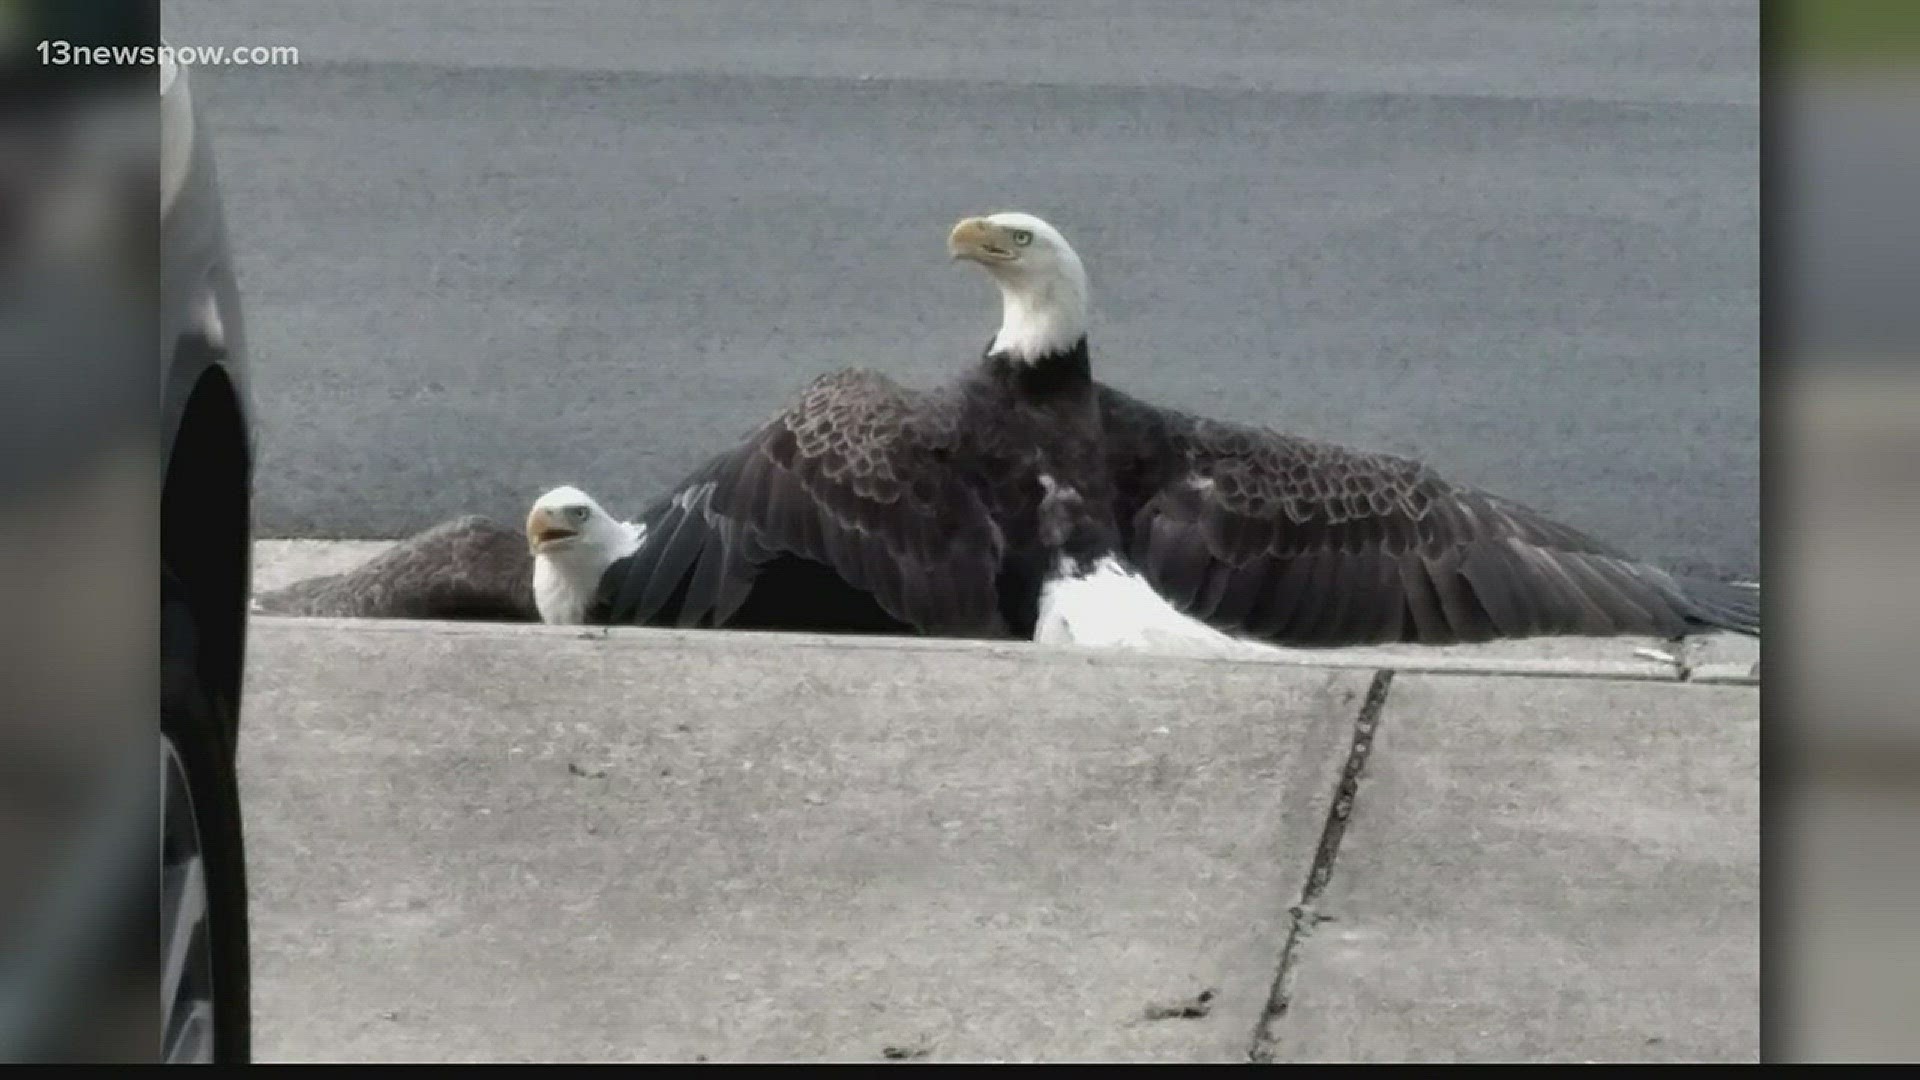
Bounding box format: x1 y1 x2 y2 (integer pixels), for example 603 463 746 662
948 211 1090 364
525 486 645 624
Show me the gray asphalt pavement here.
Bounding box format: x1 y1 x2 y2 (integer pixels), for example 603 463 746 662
173 1 1757 580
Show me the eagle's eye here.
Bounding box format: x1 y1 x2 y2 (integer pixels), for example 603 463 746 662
1010 229 1033 247
568 506 589 522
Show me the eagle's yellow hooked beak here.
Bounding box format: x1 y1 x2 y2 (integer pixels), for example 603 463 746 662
526 505 578 553
948 216 1018 264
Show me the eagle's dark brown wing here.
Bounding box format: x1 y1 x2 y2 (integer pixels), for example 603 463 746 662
253 515 538 622
594 369 1009 635
1098 386 1759 646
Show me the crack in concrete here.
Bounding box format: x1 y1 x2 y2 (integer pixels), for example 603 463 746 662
1671 634 1698 682
1247 668 1395 1063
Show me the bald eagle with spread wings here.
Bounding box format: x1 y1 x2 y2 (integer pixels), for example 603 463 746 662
574 212 1757 647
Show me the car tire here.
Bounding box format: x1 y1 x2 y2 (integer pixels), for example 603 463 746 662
161 568 252 1063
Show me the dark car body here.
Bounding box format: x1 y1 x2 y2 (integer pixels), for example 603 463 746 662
161 37 253 747
158 44 256 1064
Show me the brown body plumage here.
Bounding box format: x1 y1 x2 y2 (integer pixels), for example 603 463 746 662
253 515 537 622
592 339 1115 637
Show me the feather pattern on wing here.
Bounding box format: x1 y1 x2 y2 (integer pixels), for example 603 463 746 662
253 515 538 622
592 369 1011 635
1097 386 1759 646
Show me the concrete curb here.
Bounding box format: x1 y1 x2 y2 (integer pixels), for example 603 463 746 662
246 614 1759 686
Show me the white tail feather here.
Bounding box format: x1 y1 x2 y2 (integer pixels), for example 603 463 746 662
1033 556 1281 659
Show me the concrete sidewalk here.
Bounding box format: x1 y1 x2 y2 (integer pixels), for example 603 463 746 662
238 563 1758 1062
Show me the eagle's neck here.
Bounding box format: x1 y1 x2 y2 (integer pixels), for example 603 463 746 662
532 521 646 625
988 266 1089 365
